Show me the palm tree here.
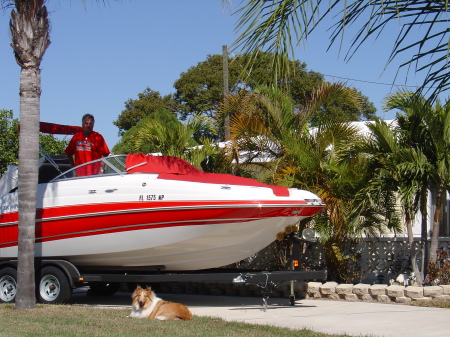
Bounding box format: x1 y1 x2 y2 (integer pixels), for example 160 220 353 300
7 0 51 310
132 115 219 169
385 92 450 265
219 83 362 180
360 118 428 285
220 84 399 281
233 1 450 98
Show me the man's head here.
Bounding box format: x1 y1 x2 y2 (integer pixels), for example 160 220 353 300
82 114 95 136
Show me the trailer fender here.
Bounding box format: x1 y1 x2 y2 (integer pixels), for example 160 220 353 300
35 260 81 288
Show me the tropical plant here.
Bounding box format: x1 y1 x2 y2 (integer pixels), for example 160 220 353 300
385 91 450 265
131 115 219 169
219 83 394 281
233 0 450 98
112 108 182 154
6 0 51 310
359 118 426 285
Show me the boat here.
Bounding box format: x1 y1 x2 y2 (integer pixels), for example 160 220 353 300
0 125 325 272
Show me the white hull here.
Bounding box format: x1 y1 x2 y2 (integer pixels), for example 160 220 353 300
0 154 324 271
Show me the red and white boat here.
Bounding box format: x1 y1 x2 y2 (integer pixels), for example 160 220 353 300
0 125 324 272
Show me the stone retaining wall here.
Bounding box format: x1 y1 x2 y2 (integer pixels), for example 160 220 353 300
306 282 450 304
150 281 450 305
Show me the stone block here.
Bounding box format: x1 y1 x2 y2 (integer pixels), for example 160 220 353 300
327 293 340 300
411 297 432 302
386 285 405 298
395 296 412 304
376 294 391 303
423 286 444 297
307 282 322 293
320 282 338 295
296 290 307 299
295 281 308 290
344 294 358 302
311 291 322 299
369 284 388 296
353 283 370 296
440 285 450 295
360 294 373 302
434 294 450 300
336 284 353 295
279 283 290 292
405 286 423 299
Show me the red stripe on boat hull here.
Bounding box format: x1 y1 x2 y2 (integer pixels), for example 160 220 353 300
0 201 323 248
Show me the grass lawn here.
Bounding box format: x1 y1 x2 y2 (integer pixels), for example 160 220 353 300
1 297 448 337
0 304 359 337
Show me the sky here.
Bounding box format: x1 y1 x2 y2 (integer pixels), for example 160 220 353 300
0 0 429 148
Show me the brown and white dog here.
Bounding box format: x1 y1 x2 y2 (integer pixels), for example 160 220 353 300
129 285 193 321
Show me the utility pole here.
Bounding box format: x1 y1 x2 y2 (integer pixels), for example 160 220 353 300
223 45 230 141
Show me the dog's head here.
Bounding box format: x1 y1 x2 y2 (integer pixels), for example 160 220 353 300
131 285 155 311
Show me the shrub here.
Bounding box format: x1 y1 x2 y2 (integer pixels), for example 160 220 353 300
426 250 450 285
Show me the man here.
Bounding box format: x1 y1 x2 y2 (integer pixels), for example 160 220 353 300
65 114 110 176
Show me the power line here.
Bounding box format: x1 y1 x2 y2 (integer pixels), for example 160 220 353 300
323 74 422 88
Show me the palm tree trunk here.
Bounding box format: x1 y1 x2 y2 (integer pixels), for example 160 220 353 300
10 0 51 310
429 187 443 263
420 185 429 277
15 67 41 310
405 211 423 286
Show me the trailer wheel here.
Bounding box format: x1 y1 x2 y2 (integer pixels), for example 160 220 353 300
37 266 71 304
87 282 121 296
0 267 17 303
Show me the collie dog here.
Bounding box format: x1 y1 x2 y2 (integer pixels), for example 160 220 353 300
129 285 193 320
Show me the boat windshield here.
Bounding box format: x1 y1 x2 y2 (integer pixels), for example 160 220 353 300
50 155 127 182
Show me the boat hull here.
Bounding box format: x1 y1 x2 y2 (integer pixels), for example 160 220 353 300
0 160 324 270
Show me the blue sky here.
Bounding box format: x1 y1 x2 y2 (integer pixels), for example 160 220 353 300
0 0 428 148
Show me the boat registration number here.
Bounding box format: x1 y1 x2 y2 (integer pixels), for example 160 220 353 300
139 194 165 201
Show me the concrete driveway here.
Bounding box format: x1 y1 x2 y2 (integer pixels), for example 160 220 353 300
70 288 450 337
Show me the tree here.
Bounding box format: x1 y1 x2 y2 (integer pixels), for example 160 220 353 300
8 0 51 310
233 1 450 99
359 118 426 285
0 109 69 175
132 115 219 169
39 134 68 155
112 108 186 154
218 84 394 282
175 52 376 128
309 90 376 127
113 88 179 134
385 92 450 265
0 110 20 175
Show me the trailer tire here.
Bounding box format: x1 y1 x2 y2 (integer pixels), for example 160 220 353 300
87 282 121 296
0 267 17 303
37 266 71 304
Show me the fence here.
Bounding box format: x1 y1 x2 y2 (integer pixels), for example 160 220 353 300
232 236 450 285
